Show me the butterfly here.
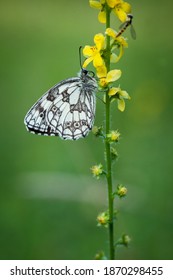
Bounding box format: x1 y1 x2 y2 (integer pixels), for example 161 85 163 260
24 68 98 140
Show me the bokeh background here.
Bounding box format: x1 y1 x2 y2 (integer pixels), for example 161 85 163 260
0 0 173 260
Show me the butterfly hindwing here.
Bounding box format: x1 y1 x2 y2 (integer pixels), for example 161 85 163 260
24 70 97 140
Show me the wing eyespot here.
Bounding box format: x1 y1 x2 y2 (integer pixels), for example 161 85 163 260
39 112 44 118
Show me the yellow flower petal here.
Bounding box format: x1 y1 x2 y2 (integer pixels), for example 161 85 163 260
106 0 121 8
96 64 107 78
89 0 102 9
108 87 120 96
118 36 128 47
93 53 104 67
115 45 124 62
120 90 131 99
83 57 94 68
99 78 107 87
121 2 131 14
83 45 95 56
105 28 116 38
98 10 106 23
106 69 122 83
94 33 105 50
118 98 125 111
110 53 118 63
114 7 127 22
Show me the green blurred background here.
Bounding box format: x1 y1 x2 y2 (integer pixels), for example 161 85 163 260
0 0 173 260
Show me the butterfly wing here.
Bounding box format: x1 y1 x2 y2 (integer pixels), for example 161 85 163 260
24 74 97 140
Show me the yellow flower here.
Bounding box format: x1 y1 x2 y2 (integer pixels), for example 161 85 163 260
96 65 122 87
83 33 105 68
98 10 106 23
106 28 128 62
91 163 103 178
107 130 120 142
89 0 131 23
89 0 102 9
97 211 109 227
108 87 119 96
106 0 121 8
108 86 130 111
106 27 117 38
89 0 106 23
117 184 127 197
107 0 131 22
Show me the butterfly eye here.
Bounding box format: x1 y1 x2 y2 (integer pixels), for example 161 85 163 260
82 69 88 75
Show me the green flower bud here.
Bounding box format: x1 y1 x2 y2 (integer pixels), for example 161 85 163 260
110 147 118 160
91 164 103 179
117 184 127 198
115 234 131 248
107 130 120 143
92 126 103 137
97 211 109 227
95 251 107 260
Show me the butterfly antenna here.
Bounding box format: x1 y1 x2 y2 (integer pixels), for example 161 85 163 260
79 46 83 70
79 46 95 77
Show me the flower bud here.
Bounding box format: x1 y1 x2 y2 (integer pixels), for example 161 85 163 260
117 184 127 198
91 164 103 179
110 147 118 161
92 126 103 137
107 130 120 143
122 234 131 247
95 251 107 260
116 234 131 248
97 211 109 227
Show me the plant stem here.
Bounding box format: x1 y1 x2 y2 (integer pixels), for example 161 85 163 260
105 5 115 260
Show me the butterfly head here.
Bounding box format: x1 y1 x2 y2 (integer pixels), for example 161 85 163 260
79 68 98 91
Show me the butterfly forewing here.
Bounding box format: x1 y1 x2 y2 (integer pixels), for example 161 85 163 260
24 70 97 140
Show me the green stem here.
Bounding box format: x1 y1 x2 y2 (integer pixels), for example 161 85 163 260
105 5 114 260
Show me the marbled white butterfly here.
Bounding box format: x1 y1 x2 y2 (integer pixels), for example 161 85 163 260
24 68 98 140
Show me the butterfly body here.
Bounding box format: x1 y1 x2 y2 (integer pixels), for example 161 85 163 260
24 69 97 140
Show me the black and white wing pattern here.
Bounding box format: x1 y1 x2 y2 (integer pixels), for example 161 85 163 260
24 69 98 140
